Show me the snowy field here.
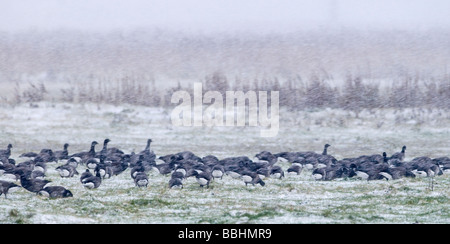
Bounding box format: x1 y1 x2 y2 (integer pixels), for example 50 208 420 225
0 102 449 223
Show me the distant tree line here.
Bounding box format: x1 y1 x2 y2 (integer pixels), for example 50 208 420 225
9 71 450 111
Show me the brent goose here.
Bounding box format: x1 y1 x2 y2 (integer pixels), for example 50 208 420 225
0 180 21 199
256 167 269 180
153 163 173 175
94 162 113 179
56 164 79 178
65 157 79 168
0 144 12 158
322 144 331 155
19 174 51 193
39 186 73 199
138 139 156 162
171 171 185 180
211 165 225 180
287 164 302 176
54 143 70 160
240 171 265 186
134 172 149 187
190 170 212 188
71 141 98 161
312 165 345 181
81 171 102 189
254 151 278 165
80 169 93 183
169 177 183 189
19 151 39 158
390 145 407 161
86 158 100 169
33 149 58 163
269 165 285 179
97 138 111 161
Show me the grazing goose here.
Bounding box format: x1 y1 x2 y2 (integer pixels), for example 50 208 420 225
287 164 302 176
441 163 450 174
224 165 242 179
254 151 277 165
269 165 285 179
312 164 352 181
0 180 21 199
108 160 129 177
33 149 58 163
81 171 102 189
39 186 73 199
202 155 219 167
190 170 212 188
19 174 51 193
171 171 185 181
33 161 47 173
131 157 150 179
19 151 39 158
134 172 149 188
30 170 46 180
153 163 173 175
169 177 183 189
211 165 225 180
65 157 79 168
256 167 269 180
0 163 18 180
86 158 100 169
379 166 415 181
312 167 327 180
240 171 265 186
56 164 79 178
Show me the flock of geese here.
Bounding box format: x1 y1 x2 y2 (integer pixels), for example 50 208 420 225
1 139 449 199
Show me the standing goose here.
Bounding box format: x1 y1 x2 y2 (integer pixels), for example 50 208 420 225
81 171 102 189
211 164 225 180
190 170 212 188
71 141 98 162
322 144 331 155
54 143 70 160
0 180 21 199
240 171 265 186
269 165 285 179
0 144 12 158
390 146 407 161
139 139 156 162
133 172 149 188
169 177 183 189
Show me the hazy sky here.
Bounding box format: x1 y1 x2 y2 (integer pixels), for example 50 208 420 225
1 0 450 32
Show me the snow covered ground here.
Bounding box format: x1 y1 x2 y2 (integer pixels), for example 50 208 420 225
0 102 449 223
